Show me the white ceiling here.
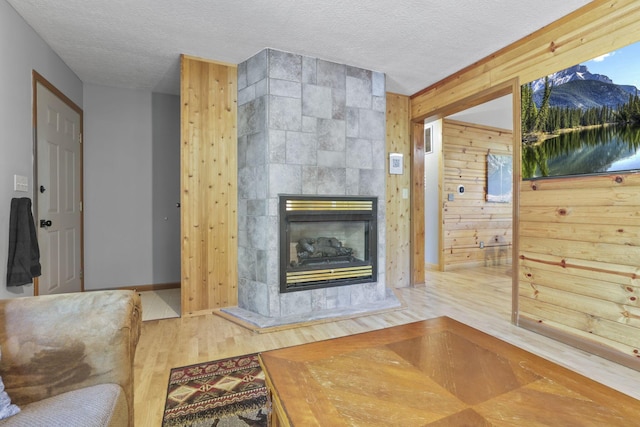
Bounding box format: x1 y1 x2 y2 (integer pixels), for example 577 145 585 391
7 0 591 96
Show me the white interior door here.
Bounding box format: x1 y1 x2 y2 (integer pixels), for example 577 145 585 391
36 81 83 295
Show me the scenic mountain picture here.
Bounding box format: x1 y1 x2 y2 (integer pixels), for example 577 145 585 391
521 41 640 179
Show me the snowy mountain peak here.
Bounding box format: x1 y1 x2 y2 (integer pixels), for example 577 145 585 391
530 64 614 92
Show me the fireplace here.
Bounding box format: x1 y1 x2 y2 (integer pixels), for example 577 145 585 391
280 195 377 293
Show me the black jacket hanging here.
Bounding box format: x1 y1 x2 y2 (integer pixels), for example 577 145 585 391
6 197 41 286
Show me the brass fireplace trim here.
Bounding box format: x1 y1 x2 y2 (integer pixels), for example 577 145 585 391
286 265 373 285
285 199 373 212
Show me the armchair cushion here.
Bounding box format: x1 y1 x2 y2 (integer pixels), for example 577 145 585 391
0 290 141 427
0 383 127 427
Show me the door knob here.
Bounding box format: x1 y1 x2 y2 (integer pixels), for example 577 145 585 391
40 219 52 228
40 185 46 193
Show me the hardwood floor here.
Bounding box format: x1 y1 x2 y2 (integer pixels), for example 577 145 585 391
134 265 640 426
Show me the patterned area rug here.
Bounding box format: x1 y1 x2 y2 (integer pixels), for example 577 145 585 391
162 353 269 427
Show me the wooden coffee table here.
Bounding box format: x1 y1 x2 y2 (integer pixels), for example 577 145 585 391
259 316 640 426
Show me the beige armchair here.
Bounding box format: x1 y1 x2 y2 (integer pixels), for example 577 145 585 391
0 290 141 426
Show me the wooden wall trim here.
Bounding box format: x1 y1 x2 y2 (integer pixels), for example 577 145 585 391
411 121 425 285
510 79 521 324
519 317 640 371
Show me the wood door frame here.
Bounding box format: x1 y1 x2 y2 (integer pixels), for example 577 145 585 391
32 70 85 295
410 78 520 323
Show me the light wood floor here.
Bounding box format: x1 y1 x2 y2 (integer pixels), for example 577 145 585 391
134 265 640 426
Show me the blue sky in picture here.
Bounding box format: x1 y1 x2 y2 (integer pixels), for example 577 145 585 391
584 41 640 89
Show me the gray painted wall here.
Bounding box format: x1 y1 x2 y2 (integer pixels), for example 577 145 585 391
424 120 442 266
0 0 82 298
83 86 180 289
151 93 180 284
83 84 154 289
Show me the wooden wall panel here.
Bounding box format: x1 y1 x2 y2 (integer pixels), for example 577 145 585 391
408 0 640 369
519 173 640 367
385 94 412 288
442 120 512 270
180 55 238 315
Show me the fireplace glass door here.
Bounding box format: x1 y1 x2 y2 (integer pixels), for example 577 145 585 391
280 195 377 292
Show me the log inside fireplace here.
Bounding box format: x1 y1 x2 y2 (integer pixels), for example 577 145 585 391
279 195 377 293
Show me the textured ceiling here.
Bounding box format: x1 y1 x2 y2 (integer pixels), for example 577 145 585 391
7 0 591 95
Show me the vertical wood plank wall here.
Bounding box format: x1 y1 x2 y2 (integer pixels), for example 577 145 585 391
442 120 512 270
180 55 238 316
410 0 640 369
385 94 411 288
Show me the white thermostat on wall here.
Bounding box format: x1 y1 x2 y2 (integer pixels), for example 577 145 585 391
389 153 403 175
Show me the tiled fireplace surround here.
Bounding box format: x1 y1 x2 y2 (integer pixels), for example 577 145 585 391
225 48 400 327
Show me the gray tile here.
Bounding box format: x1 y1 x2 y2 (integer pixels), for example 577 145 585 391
372 71 386 97
237 135 247 168
358 168 385 197
358 109 385 140
237 247 256 281
280 291 311 316
237 61 248 91
269 163 302 196
238 83 255 106
302 116 317 133
302 56 317 84
269 95 302 131
254 165 268 200
238 166 257 199
332 88 346 120
317 59 346 89
318 150 346 168
247 199 267 216
268 197 279 216
346 107 359 138
372 95 386 113
317 167 346 195
269 129 286 163
311 288 326 311
256 249 268 283
238 96 266 137
266 216 279 252
346 138 373 169
301 166 318 194
346 76 372 109
247 49 268 85
247 215 268 250
255 78 268 98
238 278 270 317
270 79 301 98
318 119 346 151
346 168 360 195
269 49 302 82
347 66 371 81
302 84 333 119
286 131 317 165
247 131 267 165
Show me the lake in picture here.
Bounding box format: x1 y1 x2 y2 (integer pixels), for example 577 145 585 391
522 124 640 179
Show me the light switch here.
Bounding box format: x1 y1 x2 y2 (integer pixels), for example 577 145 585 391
402 188 409 199
14 175 28 192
